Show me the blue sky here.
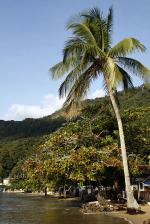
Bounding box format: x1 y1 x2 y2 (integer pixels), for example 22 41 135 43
0 0 150 120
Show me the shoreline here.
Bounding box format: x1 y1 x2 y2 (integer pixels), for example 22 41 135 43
81 201 150 224
2 191 150 223
109 205 150 224
83 206 150 224
1 191 80 201
106 212 134 224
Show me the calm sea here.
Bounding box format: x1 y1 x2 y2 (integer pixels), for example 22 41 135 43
0 193 128 224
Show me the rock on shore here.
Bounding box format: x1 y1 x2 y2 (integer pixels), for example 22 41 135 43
81 200 126 213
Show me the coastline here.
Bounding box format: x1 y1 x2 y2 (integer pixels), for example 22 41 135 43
2 191 150 223
81 200 150 224
1 191 80 201
109 205 150 224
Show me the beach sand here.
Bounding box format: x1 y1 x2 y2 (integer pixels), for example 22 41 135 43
110 205 150 224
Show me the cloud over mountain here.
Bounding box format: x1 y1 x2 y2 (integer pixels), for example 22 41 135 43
4 89 105 121
4 94 65 121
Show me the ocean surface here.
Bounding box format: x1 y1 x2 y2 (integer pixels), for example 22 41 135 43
0 193 128 224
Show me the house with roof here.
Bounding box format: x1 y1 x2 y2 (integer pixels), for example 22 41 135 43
132 165 150 202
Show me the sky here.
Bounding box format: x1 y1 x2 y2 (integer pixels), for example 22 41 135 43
0 0 150 121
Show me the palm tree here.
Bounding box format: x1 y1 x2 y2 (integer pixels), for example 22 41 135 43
50 7 150 210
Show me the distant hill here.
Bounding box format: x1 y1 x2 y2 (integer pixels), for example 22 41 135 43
0 85 149 181
0 113 66 139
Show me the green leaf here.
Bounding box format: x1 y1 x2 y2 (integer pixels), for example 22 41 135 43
108 37 146 57
50 61 70 80
117 57 150 82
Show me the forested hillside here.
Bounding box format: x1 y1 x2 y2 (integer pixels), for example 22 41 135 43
0 114 66 180
0 86 149 185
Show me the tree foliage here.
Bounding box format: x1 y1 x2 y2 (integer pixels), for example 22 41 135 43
0 87 149 188
10 87 150 191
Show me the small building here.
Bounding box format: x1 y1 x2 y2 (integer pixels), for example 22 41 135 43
138 178 150 192
132 164 150 202
3 177 11 186
135 178 150 202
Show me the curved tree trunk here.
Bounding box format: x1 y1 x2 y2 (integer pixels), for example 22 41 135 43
104 76 139 210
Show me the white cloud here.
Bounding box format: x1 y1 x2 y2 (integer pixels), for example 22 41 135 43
4 94 65 121
4 89 105 121
89 89 105 99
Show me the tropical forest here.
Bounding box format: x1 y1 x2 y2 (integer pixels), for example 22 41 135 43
1 86 149 192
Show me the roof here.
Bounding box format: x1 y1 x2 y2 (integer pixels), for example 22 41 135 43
135 177 150 185
144 179 150 185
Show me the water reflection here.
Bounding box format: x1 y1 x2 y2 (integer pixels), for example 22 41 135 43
0 193 128 224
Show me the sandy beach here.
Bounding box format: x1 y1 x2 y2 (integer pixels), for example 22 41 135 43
110 205 150 224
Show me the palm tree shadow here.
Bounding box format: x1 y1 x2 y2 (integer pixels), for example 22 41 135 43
127 208 146 215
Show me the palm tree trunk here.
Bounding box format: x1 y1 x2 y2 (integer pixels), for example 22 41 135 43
104 76 139 210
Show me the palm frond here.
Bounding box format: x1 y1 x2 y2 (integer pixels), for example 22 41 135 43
59 60 89 98
67 21 97 45
63 37 106 63
107 7 113 36
117 57 150 82
88 7 102 20
105 6 113 51
63 37 87 63
108 38 146 57
102 57 120 88
81 7 103 22
103 57 133 90
81 8 107 51
62 100 82 119
116 65 134 90
80 6 113 52
50 61 70 80
63 64 98 107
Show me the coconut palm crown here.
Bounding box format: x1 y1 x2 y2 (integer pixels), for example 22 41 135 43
50 7 150 210
50 8 149 106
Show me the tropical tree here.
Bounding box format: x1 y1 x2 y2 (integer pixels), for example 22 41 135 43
50 7 150 210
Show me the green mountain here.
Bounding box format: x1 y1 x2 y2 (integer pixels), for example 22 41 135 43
0 86 149 182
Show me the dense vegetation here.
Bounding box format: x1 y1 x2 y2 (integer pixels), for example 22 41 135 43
50 6 150 209
0 114 66 181
0 86 150 191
